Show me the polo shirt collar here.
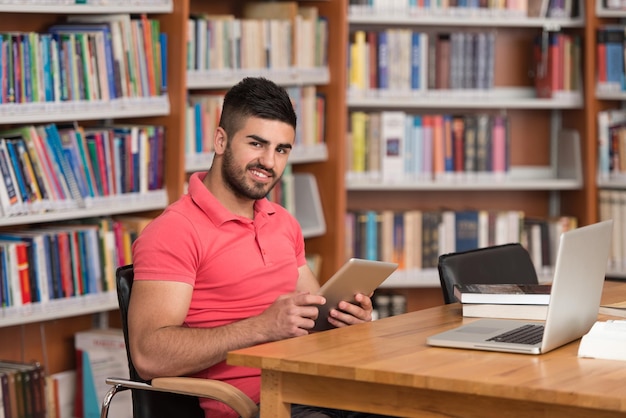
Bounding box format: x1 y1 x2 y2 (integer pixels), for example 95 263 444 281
189 172 276 225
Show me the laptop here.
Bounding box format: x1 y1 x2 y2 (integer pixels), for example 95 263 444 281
426 220 613 355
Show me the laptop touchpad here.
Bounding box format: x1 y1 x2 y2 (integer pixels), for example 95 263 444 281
456 326 501 334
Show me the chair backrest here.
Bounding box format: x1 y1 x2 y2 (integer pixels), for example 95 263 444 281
437 243 539 304
116 265 205 418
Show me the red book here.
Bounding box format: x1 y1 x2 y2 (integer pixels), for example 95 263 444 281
431 115 444 177
367 31 378 89
55 232 74 297
534 33 552 98
93 132 109 196
452 116 465 173
14 242 32 304
140 14 157 96
549 32 561 94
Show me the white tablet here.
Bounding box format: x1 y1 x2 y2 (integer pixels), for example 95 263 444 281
312 258 399 332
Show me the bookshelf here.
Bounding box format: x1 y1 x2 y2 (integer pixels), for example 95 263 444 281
591 0 626 279
0 0 187 373
183 4 331 238
345 0 591 305
0 0 348 378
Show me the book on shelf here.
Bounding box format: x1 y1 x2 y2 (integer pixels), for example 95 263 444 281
453 283 551 304
380 111 406 182
75 328 131 418
578 320 626 361
46 369 76 418
0 360 46 418
461 302 548 321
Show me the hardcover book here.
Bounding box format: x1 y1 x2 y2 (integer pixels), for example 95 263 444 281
454 283 551 305
461 302 548 321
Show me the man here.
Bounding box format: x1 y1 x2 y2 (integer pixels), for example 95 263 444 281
130 77 385 417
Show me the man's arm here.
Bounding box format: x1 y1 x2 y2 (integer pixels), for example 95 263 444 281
128 279 325 380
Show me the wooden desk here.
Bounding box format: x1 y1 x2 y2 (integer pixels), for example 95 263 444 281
228 280 626 418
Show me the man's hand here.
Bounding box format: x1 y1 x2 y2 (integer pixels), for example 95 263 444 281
327 293 374 328
257 292 326 340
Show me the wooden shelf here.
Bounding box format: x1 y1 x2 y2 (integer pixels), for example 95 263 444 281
0 96 170 124
0 190 168 227
0 0 173 14
348 88 583 110
187 67 330 90
349 13 585 29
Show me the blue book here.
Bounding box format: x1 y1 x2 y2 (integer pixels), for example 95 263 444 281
454 210 480 253
12 34 21 104
21 35 33 103
159 32 168 94
442 115 454 173
604 27 625 87
412 115 424 177
40 233 55 300
57 130 90 199
377 31 388 90
43 124 84 202
0 247 9 306
0 140 20 207
3 34 15 104
3 139 30 204
39 34 54 102
194 102 203 153
393 212 404 267
81 351 101 418
112 129 130 193
365 210 379 261
70 126 96 197
84 134 104 196
411 31 421 90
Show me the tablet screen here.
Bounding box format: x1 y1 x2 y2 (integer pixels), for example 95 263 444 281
312 258 398 332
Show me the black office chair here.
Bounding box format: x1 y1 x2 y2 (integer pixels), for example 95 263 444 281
437 243 539 304
100 264 259 418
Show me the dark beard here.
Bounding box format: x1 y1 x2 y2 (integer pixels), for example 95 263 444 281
221 146 279 200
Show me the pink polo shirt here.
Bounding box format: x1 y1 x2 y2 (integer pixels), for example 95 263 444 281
132 171 306 417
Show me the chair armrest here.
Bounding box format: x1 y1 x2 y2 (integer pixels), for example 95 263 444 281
104 377 259 418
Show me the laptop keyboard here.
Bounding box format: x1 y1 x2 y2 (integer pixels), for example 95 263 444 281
486 324 544 345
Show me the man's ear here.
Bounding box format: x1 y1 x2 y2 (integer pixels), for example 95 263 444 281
214 127 227 154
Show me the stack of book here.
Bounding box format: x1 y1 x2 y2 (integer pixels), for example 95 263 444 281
453 283 552 320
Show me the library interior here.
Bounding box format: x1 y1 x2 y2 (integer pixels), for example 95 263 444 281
2 0 626 417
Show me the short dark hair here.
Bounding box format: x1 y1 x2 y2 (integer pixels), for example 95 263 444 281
219 77 297 138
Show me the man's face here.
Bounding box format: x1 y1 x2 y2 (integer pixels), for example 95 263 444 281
221 117 294 200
